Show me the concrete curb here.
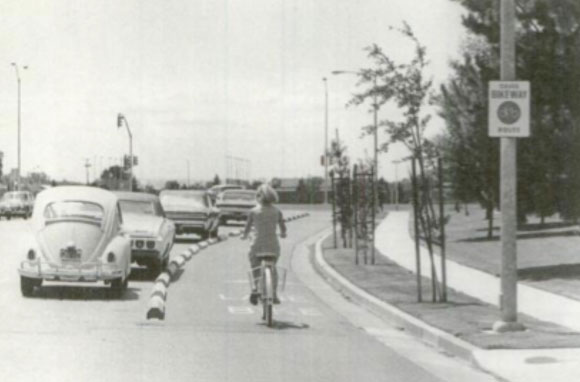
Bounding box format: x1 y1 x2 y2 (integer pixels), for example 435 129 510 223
312 231 480 365
145 212 308 320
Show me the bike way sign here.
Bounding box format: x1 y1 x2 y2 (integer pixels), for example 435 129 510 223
489 81 530 137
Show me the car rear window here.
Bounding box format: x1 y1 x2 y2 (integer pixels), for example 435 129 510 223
223 192 256 201
44 201 104 222
119 200 158 216
2 192 27 201
160 194 208 209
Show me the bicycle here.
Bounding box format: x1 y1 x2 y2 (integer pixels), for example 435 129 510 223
248 252 287 328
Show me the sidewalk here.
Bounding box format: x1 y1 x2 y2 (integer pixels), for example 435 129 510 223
314 211 580 382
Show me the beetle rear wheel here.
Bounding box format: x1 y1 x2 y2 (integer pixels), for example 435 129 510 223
110 277 128 297
20 276 40 297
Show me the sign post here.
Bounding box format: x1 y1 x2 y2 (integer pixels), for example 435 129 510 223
492 0 526 333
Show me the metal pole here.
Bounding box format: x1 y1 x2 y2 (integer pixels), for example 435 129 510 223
494 0 524 332
331 172 337 248
17 75 21 190
84 159 91 185
373 75 379 210
323 77 329 204
412 158 422 302
11 63 26 191
187 160 190 188
438 157 447 302
118 114 133 191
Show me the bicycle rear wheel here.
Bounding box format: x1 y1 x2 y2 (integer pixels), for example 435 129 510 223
263 267 274 327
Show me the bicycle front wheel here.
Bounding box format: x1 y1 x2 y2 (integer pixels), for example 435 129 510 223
263 267 274 327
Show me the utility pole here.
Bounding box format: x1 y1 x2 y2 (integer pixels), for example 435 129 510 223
323 77 329 204
187 160 190 188
11 63 27 191
372 75 379 210
493 0 525 333
84 159 91 185
117 114 133 191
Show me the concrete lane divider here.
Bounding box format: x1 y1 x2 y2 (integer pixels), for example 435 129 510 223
208 238 218 245
188 244 200 254
147 294 166 320
182 250 193 261
198 241 209 249
150 281 167 300
155 272 171 287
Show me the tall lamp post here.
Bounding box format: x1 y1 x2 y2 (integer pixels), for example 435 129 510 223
332 70 379 206
392 159 403 210
11 63 28 191
117 113 133 191
323 77 329 204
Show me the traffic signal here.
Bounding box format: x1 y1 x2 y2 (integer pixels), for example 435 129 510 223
123 155 131 170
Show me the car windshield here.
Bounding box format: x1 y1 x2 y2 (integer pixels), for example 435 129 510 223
2 193 26 201
119 200 158 216
160 193 208 209
222 192 256 201
44 201 104 222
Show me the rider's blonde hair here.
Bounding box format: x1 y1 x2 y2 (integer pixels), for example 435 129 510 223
256 184 278 205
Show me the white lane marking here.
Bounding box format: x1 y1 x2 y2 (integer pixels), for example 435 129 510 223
227 306 254 315
219 293 249 301
298 308 323 317
224 279 300 286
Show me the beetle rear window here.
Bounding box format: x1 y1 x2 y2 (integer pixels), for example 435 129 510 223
119 200 159 216
44 201 104 222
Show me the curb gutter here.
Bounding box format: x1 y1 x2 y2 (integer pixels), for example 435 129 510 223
311 231 480 365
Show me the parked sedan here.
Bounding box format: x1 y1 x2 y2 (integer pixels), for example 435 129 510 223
160 190 219 239
115 192 175 273
18 186 131 297
216 189 257 224
0 190 34 219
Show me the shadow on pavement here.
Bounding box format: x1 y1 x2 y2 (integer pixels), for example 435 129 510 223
130 266 160 282
31 285 140 301
518 263 580 281
170 268 185 282
258 320 310 330
459 229 579 243
174 235 203 244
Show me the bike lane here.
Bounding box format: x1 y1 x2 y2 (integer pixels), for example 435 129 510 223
159 211 446 382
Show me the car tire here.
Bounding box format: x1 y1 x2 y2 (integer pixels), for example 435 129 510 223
20 276 38 297
149 258 163 276
110 277 128 298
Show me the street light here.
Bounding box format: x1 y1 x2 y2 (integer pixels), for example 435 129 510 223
332 70 379 207
323 77 329 204
117 113 133 191
392 159 403 210
11 63 28 191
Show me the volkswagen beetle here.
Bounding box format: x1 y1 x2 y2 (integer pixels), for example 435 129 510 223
18 186 131 297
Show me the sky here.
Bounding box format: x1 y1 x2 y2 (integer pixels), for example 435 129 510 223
0 0 467 186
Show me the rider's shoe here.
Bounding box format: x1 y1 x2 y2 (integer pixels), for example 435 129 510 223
249 291 259 305
273 296 281 305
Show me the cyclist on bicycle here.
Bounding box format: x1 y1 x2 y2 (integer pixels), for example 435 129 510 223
241 184 287 305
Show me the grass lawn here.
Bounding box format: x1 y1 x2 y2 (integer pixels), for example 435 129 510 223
442 204 580 301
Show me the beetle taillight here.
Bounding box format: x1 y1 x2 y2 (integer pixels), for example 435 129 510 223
27 250 36 260
107 252 116 263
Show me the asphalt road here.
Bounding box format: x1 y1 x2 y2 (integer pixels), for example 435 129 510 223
0 211 496 382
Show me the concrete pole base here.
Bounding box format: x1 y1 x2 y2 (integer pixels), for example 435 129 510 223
493 320 526 333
